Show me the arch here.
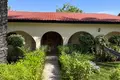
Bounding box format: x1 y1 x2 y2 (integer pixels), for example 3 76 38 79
105 31 120 39
7 31 36 51
68 31 94 44
41 31 63 55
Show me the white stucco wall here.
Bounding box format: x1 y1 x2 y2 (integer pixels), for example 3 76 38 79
8 22 120 49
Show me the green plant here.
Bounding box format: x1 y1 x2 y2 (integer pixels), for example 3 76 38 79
7 34 25 63
110 68 120 80
0 49 46 80
7 34 25 47
79 33 95 53
40 45 48 53
94 35 117 62
7 45 24 63
108 35 120 46
59 53 95 80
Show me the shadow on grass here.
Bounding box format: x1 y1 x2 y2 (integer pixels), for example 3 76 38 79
96 62 120 68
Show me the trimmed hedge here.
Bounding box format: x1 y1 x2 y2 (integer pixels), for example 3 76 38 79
7 34 25 47
0 49 45 80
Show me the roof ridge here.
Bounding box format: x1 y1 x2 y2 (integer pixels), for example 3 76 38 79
8 10 117 15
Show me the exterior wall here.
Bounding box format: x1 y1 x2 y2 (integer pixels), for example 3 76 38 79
8 22 120 49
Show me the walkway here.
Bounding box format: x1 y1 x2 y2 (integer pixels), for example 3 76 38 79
42 55 60 80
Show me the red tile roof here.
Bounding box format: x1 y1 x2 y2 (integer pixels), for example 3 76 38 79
8 11 120 23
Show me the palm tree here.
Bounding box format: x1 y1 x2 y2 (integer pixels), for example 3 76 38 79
0 0 8 63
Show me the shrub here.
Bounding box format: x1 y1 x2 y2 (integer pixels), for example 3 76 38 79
58 45 90 54
0 49 46 80
108 35 120 46
94 35 118 62
110 68 120 80
40 45 49 53
7 34 25 47
59 53 95 80
7 34 25 62
79 33 95 53
7 45 24 63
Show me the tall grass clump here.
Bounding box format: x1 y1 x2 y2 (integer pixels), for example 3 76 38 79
0 49 46 80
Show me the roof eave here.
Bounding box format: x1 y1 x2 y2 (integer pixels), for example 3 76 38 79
8 19 120 24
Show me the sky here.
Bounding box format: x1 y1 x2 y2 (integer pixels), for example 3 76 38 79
8 0 120 15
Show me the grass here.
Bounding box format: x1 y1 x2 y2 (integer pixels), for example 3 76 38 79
89 62 120 80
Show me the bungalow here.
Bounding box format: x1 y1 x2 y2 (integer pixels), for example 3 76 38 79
8 11 120 53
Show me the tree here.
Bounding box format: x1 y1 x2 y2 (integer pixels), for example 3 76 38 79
8 6 11 10
56 3 83 13
0 0 8 63
118 13 120 16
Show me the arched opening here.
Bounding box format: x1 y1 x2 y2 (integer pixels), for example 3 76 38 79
68 31 94 53
68 31 94 44
105 31 120 46
41 31 63 55
7 31 36 51
105 31 120 39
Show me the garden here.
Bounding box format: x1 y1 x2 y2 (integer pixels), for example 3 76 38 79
0 34 46 80
1 32 120 80
58 33 120 80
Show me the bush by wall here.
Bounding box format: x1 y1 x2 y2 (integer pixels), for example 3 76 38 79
7 34 25 63
7 45 24 63
108 35 120 46
59 53 95 80
7 34 25 47
95 35 118 62
0 49 46 80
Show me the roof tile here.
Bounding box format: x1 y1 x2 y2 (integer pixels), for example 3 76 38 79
8 11 120 23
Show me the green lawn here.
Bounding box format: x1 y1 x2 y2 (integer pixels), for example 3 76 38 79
89 62 120 80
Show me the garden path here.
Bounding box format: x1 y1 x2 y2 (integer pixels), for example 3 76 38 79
42 55 60 80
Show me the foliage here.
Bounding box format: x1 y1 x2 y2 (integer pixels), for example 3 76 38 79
58 45 82 54
108 35 120 46
7 34 25 63
0 49 46 80
59 53 95 80
7 34 25 47
56 3 83 13
78 33 95 53
40 45 49 53
110 68 120 80
110 45 120 52
7 45 24 63
94 35 118 62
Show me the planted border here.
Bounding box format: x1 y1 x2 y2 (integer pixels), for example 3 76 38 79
0 49 46 80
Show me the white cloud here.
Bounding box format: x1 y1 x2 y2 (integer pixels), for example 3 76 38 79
96 11 119 15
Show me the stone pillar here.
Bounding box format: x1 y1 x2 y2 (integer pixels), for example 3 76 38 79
33 37 41 49
63 37 69 45
0 0 8 63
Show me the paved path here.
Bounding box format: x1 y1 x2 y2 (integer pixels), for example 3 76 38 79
42 56 60 80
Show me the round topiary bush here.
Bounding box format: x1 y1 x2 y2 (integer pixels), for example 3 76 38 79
7 34 25 47
7 34 25 63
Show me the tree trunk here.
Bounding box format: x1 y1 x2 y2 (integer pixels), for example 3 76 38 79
0 0 8 63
